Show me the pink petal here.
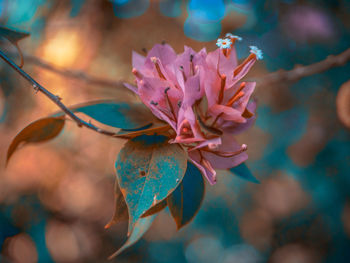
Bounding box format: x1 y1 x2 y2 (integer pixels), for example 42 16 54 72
123 83 138 94
202 69 220 107
183 73 203 108
176 107 204 140
223 82 256 113
188 137 222 151
209 104 246 123
132 51 146 70
188 150 217 185
232 54 256 84
138 77 181 129
201 133 248 169
145 44 177 67
221 101 257 134
206 49 220 71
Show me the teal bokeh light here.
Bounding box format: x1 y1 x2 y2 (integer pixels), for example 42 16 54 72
112 0 149 19
184 16 221 41
188 0 226 22
159 0 182 18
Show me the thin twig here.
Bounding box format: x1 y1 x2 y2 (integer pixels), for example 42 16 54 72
0 50 125 138
258 47 350 86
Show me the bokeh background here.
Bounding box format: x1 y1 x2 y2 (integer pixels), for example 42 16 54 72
0 0 350 262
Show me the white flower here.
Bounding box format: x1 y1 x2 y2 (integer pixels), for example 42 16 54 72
249 46 263 60
225 33 242 41
216 38 232 49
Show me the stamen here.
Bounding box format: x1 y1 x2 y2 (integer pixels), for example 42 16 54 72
226 82 246 107
208 143 219 150
164 87 177 122
201 157 216 182
233 53 255 77
242 108 254 118
164 87 170 93
211 112 223 127
178 101 182 107
226 91 245 107
151 56 167 80
190 54 195 76
218 74 226 104
149 97 175 121
132 68 143 79
179 120 192 135
203 144 247 157
179 65 187 82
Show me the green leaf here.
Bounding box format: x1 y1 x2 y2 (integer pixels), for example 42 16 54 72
229 163 260 184
108 215 156 259
0 26 30 67
7 117 65 164
167 161 205 229
72 100 158 130
105 179 129 229
115 135 187 234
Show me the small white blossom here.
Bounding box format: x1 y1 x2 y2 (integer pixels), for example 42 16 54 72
249 46 263 60
216 38 232 49
225 33 242 41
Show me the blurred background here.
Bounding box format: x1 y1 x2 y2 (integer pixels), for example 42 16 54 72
0 0 350 262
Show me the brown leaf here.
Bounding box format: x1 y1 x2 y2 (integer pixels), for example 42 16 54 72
105 180 129 229
7 116 65 164
115 122 171 139
141 199 167 218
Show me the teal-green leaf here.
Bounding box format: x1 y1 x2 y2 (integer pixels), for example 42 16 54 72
108 215 156 259
0 26 30 67
0 26 30 44
167 161 205 229
72 100 158 130
229 163 260 184
115 135 187 234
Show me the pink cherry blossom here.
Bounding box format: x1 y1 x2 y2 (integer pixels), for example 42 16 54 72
125 35 262 185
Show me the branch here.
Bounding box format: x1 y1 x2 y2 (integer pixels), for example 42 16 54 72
258 47 350 86
2 47 350 139
0 50 126 139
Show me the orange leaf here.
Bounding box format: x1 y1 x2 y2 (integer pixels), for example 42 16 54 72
7 116 65 164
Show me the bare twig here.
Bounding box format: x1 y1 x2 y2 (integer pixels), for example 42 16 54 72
0 50 126 139
258 47 350 86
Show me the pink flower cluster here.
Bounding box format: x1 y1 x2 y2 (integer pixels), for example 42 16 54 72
125 34 262 185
